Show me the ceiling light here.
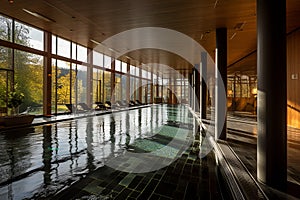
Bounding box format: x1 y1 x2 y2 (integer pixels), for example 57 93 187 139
90 39 102 45
230 32 237 40
8 0 13 3
22 9 55 22
214 0 219 8
200 34 204 40
234 21 246 31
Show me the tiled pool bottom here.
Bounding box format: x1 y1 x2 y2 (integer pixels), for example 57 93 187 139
55 144 226 200
0 105 229 199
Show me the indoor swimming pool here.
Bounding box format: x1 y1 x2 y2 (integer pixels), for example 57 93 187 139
0 104 221 199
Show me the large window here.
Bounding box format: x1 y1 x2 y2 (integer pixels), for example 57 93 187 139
52 59 71 113
0 13 166 116
15 50 43 114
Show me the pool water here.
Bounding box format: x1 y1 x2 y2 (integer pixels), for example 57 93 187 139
0 104 197 199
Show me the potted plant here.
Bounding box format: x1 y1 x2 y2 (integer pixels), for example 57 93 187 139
7 91 25 115
0 90 34 127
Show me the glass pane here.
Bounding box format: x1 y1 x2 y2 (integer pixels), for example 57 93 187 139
77 65 87 103
121 75 127 100
136 67 140 77
71 64 76 104
72 43 76 60
77 44 87 63
14 50 43 115
93 51 103 66
103 71 111 101
115 74 121 101
0 14 12 42
93 68 103 103
52 35 56 54
57 37 71 58
104 55 111 69
122 62 127 73
14 21 44 51
135 78 140 100
130 65 135 75
115 60 121 72
56 60 71 113
0 46 12 69
142 70 147 78
0 70 13 110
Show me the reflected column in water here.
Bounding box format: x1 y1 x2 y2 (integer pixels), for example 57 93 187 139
68 121 74 173
138 109 142 137
42 125 52 185
110 116 116 144
125 112 130 146
52 124 59 178
86 118 95 171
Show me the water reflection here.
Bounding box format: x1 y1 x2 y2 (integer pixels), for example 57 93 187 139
0 105 193 199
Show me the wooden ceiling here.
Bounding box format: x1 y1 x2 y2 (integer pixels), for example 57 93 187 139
1 0 300 77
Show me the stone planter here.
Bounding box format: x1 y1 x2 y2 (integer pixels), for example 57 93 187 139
0 114 35 127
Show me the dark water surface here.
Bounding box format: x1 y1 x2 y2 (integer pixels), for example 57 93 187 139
0 105 195 199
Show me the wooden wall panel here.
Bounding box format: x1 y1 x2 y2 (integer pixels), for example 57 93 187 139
287 29 300 129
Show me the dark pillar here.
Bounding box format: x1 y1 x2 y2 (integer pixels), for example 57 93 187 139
195 65 200 112
43 31 52 116
216 27 227 140
150 69 153 104
87 49 93 107
126 62 130 102
139 68 142 102
189 73 193 107
111 60 115 104
200 52 207 119
257 0 287 190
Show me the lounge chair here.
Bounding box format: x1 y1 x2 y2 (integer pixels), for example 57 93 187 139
135 100 145 105
125 100 135 107
116 100 127 108
105 101 112 109
95 102 107 110
78 103 93 111
65 103 86 113
130 100 137 106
